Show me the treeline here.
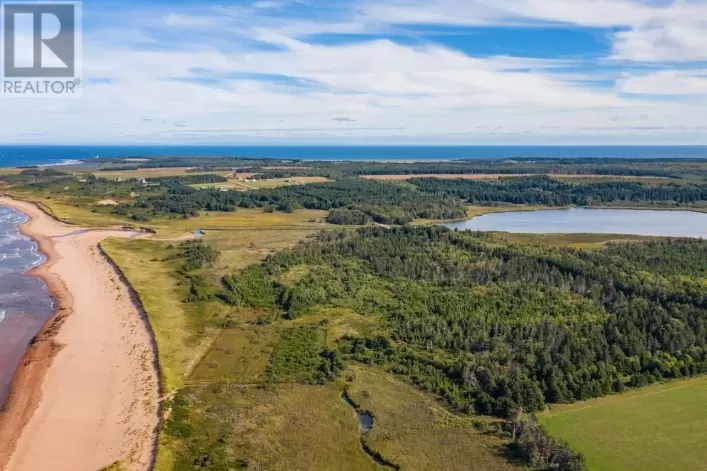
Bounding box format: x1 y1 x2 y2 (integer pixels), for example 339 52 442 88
229 158 707 180
165 240 222 302
504 415 584 471
146 174 227 185
411 176 707 206
0 168 72 185
320 158 707 178
145 179 467 223
221 227 707 419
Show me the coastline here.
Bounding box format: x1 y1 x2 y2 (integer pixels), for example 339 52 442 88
0 197 159 471
0 200 71 470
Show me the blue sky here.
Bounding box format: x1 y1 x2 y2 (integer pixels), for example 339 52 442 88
3 0 707 144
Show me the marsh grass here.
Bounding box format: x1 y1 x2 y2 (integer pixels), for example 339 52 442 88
346 367 528 471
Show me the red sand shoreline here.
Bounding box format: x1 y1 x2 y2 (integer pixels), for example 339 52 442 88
0 199 71 470
0 197 159 471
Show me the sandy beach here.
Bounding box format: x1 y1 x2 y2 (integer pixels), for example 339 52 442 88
0 198 159 471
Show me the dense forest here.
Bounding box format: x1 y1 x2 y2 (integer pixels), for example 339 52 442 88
331 159 695 178
145 179 467 223
0 168 73 185
146 174 228 185
220 227 707 418
411 176 707 206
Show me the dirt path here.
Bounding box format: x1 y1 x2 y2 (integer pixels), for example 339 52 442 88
0 198 160 471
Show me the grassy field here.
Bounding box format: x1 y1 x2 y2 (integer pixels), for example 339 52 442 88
170 381 384 471
348 368 527 471
498 232 650 249
539 377 707 471
244 176 332 189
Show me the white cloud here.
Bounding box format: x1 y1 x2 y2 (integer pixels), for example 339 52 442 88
360 0 658 28
613 22 707 62
618 70 707 96
360 0 707 62
162 13 217 28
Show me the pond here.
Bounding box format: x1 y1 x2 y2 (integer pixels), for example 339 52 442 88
342 393 373 433
444 208 707 238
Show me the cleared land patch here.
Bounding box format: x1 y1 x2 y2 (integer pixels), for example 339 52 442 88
539 377 707 471
189 176 332 191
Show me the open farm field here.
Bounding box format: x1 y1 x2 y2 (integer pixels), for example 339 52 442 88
539 377 707 471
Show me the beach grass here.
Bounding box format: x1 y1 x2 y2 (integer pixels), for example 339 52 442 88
100 239 223 392
539 376 707 471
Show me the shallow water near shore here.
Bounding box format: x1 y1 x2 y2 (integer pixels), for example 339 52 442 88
444 207 707 238
0 206 54 405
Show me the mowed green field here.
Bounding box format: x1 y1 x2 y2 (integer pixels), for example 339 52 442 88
539 377 707 471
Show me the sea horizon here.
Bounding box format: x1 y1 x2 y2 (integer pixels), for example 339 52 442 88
1 144 707 168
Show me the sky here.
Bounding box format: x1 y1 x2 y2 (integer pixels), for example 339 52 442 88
1 0 707 145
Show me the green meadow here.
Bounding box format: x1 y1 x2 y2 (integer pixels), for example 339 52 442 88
539 377 707 471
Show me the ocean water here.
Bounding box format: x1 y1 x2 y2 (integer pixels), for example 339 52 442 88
445 207 707 238
0 206 54 405
0 145 706 167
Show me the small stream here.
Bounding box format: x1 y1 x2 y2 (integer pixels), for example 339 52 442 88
342 392 399 470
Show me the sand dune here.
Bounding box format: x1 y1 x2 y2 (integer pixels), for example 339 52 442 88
0 198 159 471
